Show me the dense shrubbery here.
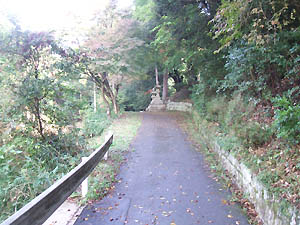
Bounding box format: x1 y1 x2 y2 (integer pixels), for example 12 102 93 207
0 129 86 221
119 79 153 111
0 26 111 222
82 108 113 137
273 95 300 144
191 93 274 149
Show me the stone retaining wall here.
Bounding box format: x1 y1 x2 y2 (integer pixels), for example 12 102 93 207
213 143 299 225
197 118 300 225
166 101 192 112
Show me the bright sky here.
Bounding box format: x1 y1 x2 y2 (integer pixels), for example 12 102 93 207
0 0 133 31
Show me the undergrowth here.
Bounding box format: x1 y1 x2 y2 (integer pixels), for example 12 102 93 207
0 108 114 223
189 93 300 219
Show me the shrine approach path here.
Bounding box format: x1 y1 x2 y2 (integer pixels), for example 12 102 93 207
74 112 250 225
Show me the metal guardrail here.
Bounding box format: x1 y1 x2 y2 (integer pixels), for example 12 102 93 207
1 133 113 225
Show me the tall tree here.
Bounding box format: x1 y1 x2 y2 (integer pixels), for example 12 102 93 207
0 27 84 140
82 3 144 114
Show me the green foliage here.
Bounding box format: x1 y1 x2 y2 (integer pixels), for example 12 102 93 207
219 27 300 99
220 43 265 95
82 109 112 138
0 25 89 222
134 0 156 24
0 131 84 222
224 94 273 148
119 79 154 111
273 95 300 144
235 122 273 148
211 0 300 51
192 92 273 149
205 96 228 122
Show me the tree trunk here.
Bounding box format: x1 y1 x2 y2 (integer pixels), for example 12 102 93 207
101 72 120 115
155 65 159 86
113 84 120 114
93 82 97 112
34 98 45 139
162 70 168 102
101 85 111 117
112 96 119 114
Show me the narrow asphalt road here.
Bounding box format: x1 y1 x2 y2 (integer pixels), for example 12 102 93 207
74 112 250 225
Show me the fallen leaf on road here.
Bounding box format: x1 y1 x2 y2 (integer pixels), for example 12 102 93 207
222 199 228 205
227 214 233 218
170 222 176 225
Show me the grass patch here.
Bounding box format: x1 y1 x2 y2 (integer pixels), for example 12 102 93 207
73 112 142 204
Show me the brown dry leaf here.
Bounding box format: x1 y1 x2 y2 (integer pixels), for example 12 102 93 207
221 199 228 205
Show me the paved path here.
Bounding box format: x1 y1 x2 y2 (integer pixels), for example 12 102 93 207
74 112 250 225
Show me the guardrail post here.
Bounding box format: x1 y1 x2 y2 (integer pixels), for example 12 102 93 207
81 157 89 197
104 132 112 160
